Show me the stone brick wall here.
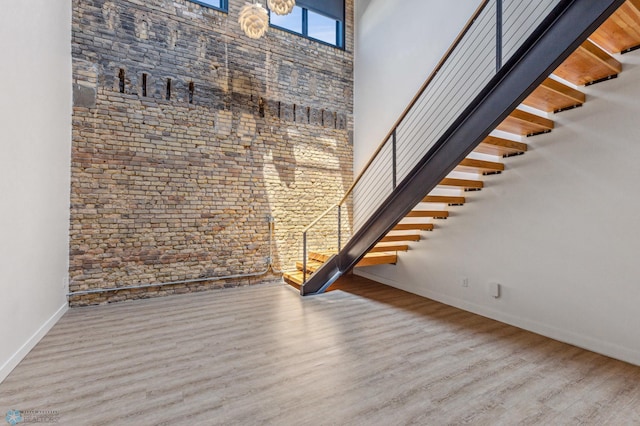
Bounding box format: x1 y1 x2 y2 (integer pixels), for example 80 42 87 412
70 0 354 305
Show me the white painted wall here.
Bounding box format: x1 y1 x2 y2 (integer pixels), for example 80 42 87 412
356 49 640 366
0 0 72 382
353 0 481 172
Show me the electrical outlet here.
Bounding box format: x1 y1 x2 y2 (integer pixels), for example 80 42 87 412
62 276 69 289
461 277 469 288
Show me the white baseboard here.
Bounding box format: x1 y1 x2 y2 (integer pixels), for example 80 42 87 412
0 302 68 384
355 270 640 367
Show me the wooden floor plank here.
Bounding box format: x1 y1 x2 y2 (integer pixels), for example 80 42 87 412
1 276 639 425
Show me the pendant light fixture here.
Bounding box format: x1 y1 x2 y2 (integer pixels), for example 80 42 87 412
239 2 269 40
267 0 296 16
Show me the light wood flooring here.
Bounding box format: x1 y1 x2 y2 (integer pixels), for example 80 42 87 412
1 276 639 425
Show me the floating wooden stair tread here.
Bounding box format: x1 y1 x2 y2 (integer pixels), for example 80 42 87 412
455 158 505 175
356 252 398 267
380 234 421 243
296 259 324 274
590 0 640 54
309 251 333 263
307 251 398 268
406 210 449 219
475 136 528 157
369 244 409 253
554 40 622 85
393 223 435 231
283 270 304 286
496 109 554 136
523 78 586 112
439 178 484 191
422 195 466 205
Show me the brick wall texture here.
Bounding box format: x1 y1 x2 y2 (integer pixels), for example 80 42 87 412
70 0 354 305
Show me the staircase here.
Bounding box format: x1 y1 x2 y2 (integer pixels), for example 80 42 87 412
285 0 640 293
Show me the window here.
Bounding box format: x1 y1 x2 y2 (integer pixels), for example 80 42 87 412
270 6 303 34
269 0 345 48
307 9 338 45
188 0 228 12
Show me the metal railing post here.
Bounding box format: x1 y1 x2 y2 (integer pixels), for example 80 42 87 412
302 231 308 283
392 129 397 190
496 0 503 72
338 205 342 251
